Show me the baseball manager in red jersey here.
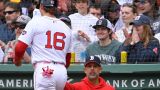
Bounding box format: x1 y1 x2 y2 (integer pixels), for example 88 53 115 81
14 0 72 90
65 56 115 90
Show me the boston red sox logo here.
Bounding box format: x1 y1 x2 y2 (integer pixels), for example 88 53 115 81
90 56 94 61
98 20 103 25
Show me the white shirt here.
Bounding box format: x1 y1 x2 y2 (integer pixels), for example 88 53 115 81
69 13 98 62
18 16 72 64
33 8 41 17
113 17 124 32
115 25 133 42
117 0 133 5
69 13 98 42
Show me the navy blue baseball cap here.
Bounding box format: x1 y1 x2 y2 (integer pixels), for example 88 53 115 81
84 56 101 67
40 0 58 7
93 19 112 30
130 15 150 26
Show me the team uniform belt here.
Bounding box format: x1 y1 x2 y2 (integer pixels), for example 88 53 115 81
33 61 65 68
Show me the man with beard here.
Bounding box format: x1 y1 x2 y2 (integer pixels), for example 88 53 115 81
64 56 115 90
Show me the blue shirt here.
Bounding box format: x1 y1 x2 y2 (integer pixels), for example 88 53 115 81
0 24 16 44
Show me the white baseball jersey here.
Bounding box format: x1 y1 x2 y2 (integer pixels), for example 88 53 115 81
18 16 72 64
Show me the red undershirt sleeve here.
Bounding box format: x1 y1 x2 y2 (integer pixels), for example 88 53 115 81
14 40 28 66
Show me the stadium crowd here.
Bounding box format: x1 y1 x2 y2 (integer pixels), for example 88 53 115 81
0 0 160 64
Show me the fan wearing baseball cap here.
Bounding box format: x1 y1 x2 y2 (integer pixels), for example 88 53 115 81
3 15 31 64
130 14 150 26
116 15 160 63
86 19 121 64
12 15 31 38
65 56 115 90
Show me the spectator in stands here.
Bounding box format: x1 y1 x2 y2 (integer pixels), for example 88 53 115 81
64 56 115 90
32 0 41 17
115 3 137 42
89 3 113 30
0 2 21 50
89 4 103 19
133 0 160 44
86 19 121 64
89 3 117 40
69 0 98 62
89 0 111 16
104 0 124 32
3 15 31 63
116 15 160 63
57 0 68 14
133 0 158 18
0 0 6 25
20 0 35 18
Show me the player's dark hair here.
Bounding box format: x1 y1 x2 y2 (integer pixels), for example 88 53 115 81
40 0 58 15
43 6 56 15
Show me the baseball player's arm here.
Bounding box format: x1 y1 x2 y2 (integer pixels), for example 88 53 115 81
65 53 71 68
14 41 28 66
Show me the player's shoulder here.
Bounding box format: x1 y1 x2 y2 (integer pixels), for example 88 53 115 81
31 16 42 20
55 18 71 31
28 16 42 24
54 18 66 25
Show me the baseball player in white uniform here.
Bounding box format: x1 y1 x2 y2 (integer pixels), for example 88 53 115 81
14 0 72 90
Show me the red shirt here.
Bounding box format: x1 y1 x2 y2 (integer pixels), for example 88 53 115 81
64 77 115 90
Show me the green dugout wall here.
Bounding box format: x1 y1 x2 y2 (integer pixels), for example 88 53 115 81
0 64 160 90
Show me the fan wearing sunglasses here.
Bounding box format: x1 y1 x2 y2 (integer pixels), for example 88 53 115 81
0 2 21 51
3 15 31 64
